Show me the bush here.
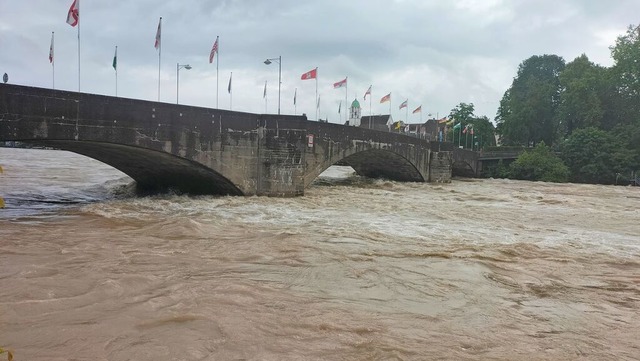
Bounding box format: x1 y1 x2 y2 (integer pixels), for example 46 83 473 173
509 142 570 182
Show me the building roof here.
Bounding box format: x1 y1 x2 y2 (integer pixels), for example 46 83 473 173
351 98 360 109
359 114 392 127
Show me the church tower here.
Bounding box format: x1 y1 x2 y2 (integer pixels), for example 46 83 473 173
349 98 361 126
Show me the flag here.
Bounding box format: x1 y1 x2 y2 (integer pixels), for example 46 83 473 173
453 122 461 130
399 100 408 109
66 0 79 27
338 101 341 114
154 17 162 50
438 117 449 124
301 68 317 80
209 37 219 63
364 85 371 100
463 124 469 134
317 95 320 109
263 81 267 98
49 33 54 64
112 46 117 70
470 126 474 135
380 93 391 103
333 78 347 89
228 72 232 93
293 88 297 105
412 105 421 114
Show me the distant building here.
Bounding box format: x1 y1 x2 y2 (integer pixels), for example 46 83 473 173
348 98 362 127
360 115 394 132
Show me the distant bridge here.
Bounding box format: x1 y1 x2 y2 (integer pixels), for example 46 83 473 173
0 84 453 197
452 148 524 177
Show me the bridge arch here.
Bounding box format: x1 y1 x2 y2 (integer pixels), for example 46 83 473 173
304 148 424 188
30 140 243 196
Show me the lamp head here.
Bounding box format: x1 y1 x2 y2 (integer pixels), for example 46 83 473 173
184 65 192 70
264 59 272 65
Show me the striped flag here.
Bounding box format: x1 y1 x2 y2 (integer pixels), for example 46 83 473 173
293 88 297 105
412 105 422 114
333 78 347 89
399 100 408 109
209 37 219 63
154 18 162 49
263 81 267 98
380 93 391 103
228 72 232 93
364 85 371 100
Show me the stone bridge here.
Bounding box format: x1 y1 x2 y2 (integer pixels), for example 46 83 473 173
0 84 453 197
452 147 524 177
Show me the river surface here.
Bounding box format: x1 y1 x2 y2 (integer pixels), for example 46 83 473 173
1 147 639 361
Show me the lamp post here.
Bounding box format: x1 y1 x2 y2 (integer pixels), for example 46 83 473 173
176 63 192 104
264 56 281 114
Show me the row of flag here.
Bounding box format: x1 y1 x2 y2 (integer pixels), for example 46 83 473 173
55 0 427 118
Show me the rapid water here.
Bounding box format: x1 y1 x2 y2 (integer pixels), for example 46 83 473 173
1 148 639 360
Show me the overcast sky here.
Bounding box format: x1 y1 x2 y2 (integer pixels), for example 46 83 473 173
1 0 638 124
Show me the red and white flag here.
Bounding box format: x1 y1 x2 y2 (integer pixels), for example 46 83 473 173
66 0 79 27
154 17 162 50
412 105 422 114
380 93 391 103
333 77 347 89
301 68 317 80
364 85 371 100
209 37 219 63
48 32 54 63
399 100 408 109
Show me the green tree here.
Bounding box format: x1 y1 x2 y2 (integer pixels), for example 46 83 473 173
609 24 640 126
448 102 475 148
447 103 496 150
496 55 565 146
471 115 496 150
560 127 632 184
509 142 569 182
557 54 605 137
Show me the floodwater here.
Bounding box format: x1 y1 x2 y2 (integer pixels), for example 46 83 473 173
0 147 639 361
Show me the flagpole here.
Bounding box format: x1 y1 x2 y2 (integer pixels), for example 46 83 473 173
77 8 80 93
216 36 219 108
315 68 318 121
265 80 268 113
229 71 232 110
369 86 372 129
115 45 118 97
294 88 297 115
158 17 162 102
345 76 348 123
405 102 408 124
51 31 55 90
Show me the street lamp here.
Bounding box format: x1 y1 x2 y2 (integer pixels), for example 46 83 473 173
176 63 192 104
264 56 281 114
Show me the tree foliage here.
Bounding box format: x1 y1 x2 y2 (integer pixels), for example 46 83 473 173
557 54 605 137
610 24 640 123
490 25 640 183
561 127 634 184
496 55 565 147
509 142 569 182
448 103 496 149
